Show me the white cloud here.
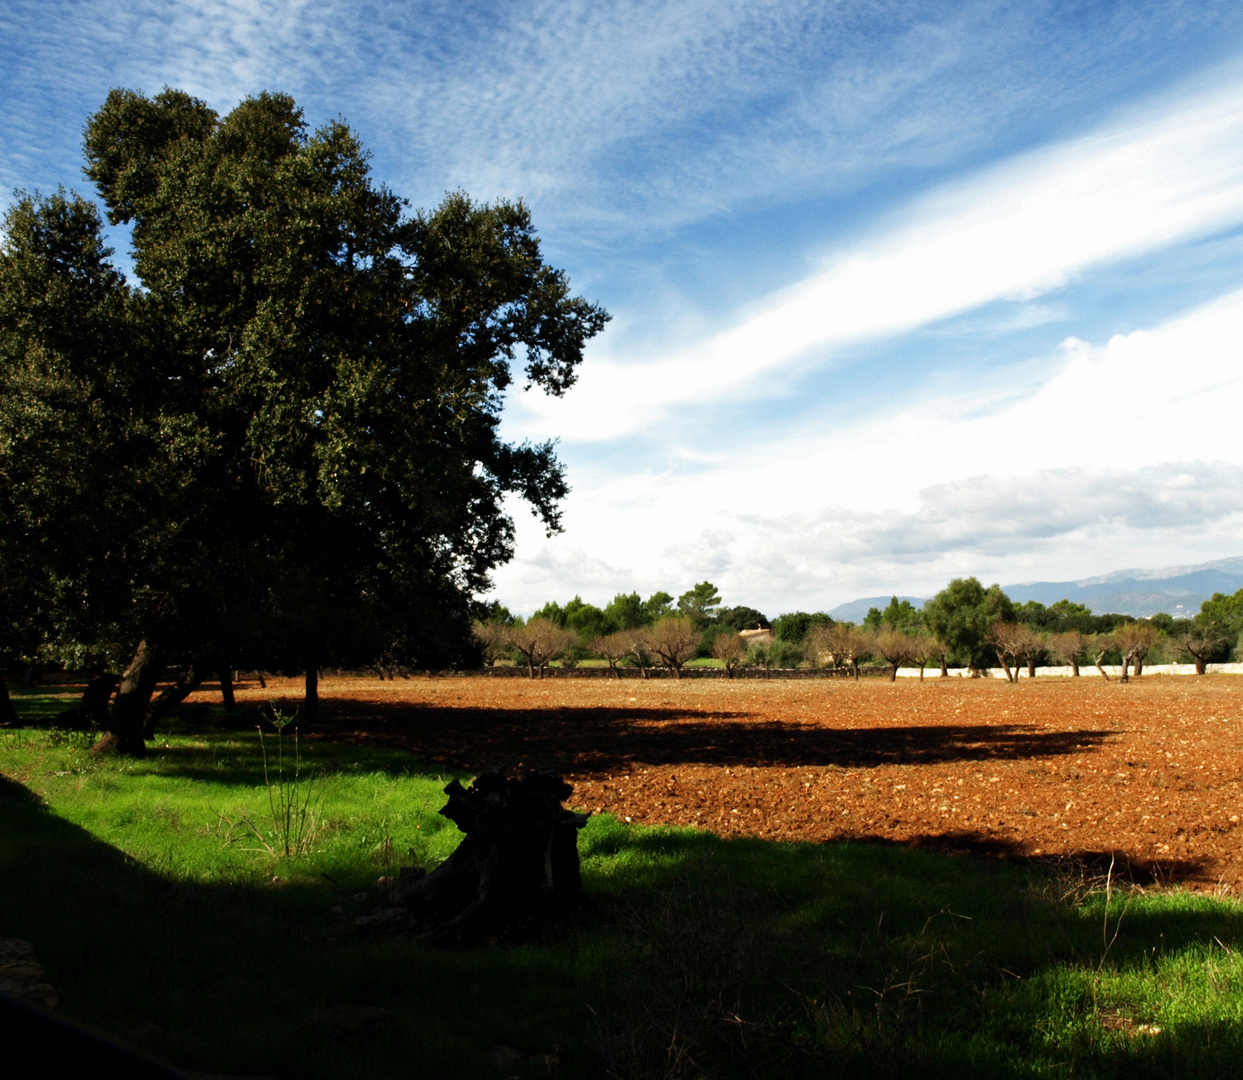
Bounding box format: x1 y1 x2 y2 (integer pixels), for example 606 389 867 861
492 288 1243 612
507 73 1243 442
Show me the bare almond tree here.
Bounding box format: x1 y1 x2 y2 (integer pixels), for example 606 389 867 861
1089 633 1113 681
1048 630 1087 676
471 620 512 667
591 630 635 679
1180 625 1226 676
1015 624 1045 679
644 615 701 678
874 626 919 682
910 632 945 681
712 632 746 678
508 618 574 679
1114 622 1159 682
986 621 1024 682
804 623 838 671
831 625 871 682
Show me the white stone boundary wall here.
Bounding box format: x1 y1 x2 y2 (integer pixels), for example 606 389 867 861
894 663 1243 679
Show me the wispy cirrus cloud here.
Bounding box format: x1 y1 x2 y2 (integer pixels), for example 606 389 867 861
508 72 1243 443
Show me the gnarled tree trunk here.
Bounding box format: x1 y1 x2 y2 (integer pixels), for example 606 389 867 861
395 769 589 944
94 640 161 756
143 664 208 739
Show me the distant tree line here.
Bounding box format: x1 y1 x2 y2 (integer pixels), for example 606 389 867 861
474 578 1243 681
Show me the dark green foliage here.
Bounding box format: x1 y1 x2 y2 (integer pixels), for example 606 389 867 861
713 605 770 632
771 611 831 642
642 591 674 622
862 597 922 633
1195 589 1243 660
923 578 1015 672
677 581 722 629
602 592 648 631
2 88 608 693
1016 599 1124 636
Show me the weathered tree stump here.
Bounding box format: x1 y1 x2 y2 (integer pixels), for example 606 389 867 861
396 769 589 944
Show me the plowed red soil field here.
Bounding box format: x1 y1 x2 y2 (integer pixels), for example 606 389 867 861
214 673 1243 891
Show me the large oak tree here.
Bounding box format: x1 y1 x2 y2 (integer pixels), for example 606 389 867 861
1 88 607 751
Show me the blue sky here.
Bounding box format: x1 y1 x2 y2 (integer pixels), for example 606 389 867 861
5 1 1243 616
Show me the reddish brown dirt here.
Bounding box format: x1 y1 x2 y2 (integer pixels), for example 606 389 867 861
209 674 1243 891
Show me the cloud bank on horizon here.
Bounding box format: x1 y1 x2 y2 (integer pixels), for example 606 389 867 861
4 1 1243 615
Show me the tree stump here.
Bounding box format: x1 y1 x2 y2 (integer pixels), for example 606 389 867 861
396 769 590 944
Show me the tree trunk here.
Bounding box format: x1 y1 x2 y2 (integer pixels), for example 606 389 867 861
918 664 925 682
1026 656 1036 678
939 656 948 676
1071 658 1080 676
889 662 899 682
0 676 17 727
394 769 589 944
255 669 268 688
143 665 207 738
218 667 237 711
305 661 319 725
94 640 161 756
1095 654 1111 681
1134 655 1145 677
996 652 1014 683
851 659 859 682
1120 655 1130 683
1195 655 1207 675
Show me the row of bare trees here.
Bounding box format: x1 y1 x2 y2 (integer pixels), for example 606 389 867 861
476 613 1233 682
474 616 707 679
984 621 1221 683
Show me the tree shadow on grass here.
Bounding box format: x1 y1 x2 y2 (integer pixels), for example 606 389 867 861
6 769 1242 1079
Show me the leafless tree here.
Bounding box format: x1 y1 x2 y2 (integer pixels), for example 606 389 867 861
1089 633 1113 681
591 630 635 679
627 633 653 679
1114 622 1159 682
1180 626 1227 676
986 621 1025 682
1015 624 1045 679
804 623 837 671
1048 630 1087 676
643 616 701 679
831 625 871 682
507 618 574 679
873 626 919 682
471 620 513 667
711 632 746 678
910 632 945 681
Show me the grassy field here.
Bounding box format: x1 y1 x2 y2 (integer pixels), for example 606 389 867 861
4 686 1243 1078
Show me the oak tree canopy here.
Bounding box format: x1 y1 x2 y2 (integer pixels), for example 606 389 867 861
0 88 608 751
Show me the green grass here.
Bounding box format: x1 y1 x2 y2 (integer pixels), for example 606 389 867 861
4 696 1243 1078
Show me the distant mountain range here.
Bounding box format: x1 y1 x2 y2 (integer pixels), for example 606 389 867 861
827 557 1243 621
